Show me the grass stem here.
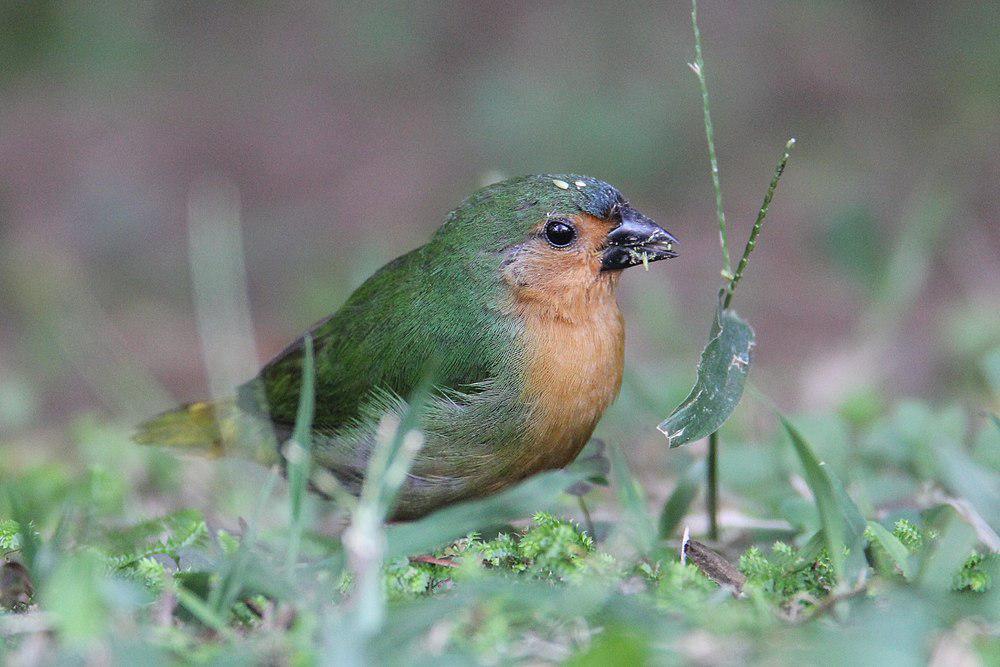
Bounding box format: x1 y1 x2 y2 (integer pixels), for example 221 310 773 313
286 334 316 570
690 0 729 540
577 496 596 539
707 432 719 540
689 0 795 541
724 138 796 308
690 0 732 278
210 466 279 616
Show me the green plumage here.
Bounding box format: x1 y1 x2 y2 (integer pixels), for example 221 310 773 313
140 174 637 519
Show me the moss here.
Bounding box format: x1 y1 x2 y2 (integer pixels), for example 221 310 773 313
379 513 602 600
383 558 449 600
515 512 594 579
0 519 20 556
131 556 168 594
892 519 928 552
739 542 835 608
953 552 994 593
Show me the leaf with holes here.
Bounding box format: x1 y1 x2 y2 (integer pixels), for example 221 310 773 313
658 292 755 448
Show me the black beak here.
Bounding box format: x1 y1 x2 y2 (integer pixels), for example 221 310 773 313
600 206 678 271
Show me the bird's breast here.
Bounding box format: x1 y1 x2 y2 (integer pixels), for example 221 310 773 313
513 283 625 474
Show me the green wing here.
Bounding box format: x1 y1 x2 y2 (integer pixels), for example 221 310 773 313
237 244 518 432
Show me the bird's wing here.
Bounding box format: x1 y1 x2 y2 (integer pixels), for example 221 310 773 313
237 244 516 433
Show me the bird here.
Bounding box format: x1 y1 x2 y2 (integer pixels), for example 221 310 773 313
136 174 678 520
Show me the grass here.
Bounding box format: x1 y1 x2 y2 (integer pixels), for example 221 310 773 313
1 407 997 663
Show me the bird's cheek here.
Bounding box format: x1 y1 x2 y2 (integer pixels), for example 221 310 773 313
501 243 557 287
502 263 530 288
501 248 532 288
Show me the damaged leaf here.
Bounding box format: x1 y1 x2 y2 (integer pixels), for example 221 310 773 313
659 291 754 447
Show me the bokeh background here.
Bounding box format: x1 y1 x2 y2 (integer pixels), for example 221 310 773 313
2 1 998 486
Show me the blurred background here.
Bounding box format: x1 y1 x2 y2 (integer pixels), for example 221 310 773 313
1 1 997 488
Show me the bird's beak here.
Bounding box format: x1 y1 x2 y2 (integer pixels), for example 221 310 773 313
600 206 678 271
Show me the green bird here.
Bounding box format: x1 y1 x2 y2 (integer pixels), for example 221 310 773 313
136 174 677 519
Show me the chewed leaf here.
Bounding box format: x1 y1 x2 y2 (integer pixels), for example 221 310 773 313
658 292 754 447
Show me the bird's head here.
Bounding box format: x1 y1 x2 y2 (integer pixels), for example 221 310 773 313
434 174 677 311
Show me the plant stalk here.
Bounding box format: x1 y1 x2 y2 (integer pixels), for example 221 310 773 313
690 0 730 540
724 138 796 308
689 3 796 542
286 334 316 570
578 496 596 539
707 431 719 540
690 0 732 279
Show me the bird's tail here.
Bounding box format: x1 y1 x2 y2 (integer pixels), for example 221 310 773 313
135 398 282 466
134 398 242 459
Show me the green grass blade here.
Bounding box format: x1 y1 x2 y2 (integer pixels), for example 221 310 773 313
724 138 795 307
658 460 704 539
356 366 437 520
781 417 865 584
209 466 280 616
797 530 825 563
608 442 655 554
866 521 915 580
341 372 436 644
175 585 235 639
689 0 731 276
5 493 40 580
285 333 316 568
918 509 977 593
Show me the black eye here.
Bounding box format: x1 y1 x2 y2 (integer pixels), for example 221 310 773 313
544 219 576 247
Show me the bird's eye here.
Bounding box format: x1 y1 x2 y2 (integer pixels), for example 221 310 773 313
544 219 576 247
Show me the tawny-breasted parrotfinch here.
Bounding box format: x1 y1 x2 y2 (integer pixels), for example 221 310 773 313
137 174 677 519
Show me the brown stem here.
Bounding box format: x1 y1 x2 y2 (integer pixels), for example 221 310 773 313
408 555 458 568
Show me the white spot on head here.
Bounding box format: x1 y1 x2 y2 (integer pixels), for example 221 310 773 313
552 179 570 190
574 180 587 188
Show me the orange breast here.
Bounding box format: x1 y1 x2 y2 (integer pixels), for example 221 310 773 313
512 274 624 474
519 302 624 472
